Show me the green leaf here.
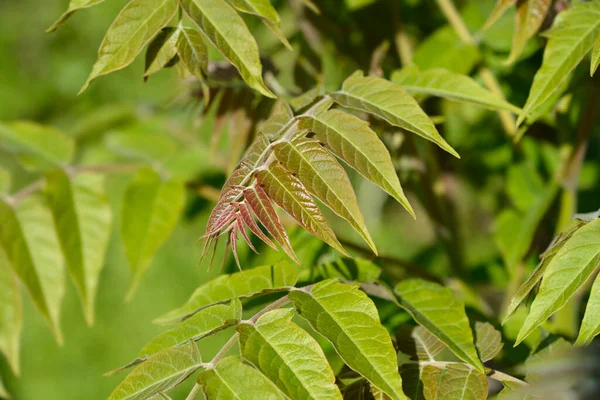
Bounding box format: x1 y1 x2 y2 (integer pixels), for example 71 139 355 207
503 218 587 323
180 0 275 98
399 364 438 400
198 356 286 400
79 0 179 93
290 87 324 112
256 164 348 256
260 101 294 139
576 273 600 345
394 280 483 372
0 376 8 399
0 249 22 374
122 168 185 299
155 262 298 325
592 35 600 76
108 341 203 400
273 137 376 253
403 326 446 362
518 1 600 125
229 0 292 50
473 322 502 362
289 280 406 400
47 0 105 33
0 169 10 194
237 309 342 399
515 219 600 345
390 67 521 113
0 197 65 343
0 122 74 171
317 257 382 283
428 364 488 400
144 27 180 81
299 109 413 216
330 71 458 158
45 169 111 325
482 0 516 31
176 27 208 79
505 0 552 65
105 130 180 163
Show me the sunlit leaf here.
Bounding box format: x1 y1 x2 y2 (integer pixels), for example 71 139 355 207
576 273 600 346
80 0 179 93
122 168 185 299
237 309 342 399
473 322 502 362
394 280 483 372
229 0 292 50
0 169 10 194
391 67 521 113
289 280 405 399
330 71 458 158
400 364 438 400
429 364 488 400
482 0 516 31
47 0 106 33
0 376 8 399
518 1 600 125
256 164 347 255
260 101 294 139
273 137 376 253
144 27 180 81
505 0 551 65
155 262 298 325
0 197 65 343
0 249 21 374
180 0 275 98
108 341 203 400
176 27 208 79
299 109 413 216
516 219 600 345
592 35 600 76
198 356 286 400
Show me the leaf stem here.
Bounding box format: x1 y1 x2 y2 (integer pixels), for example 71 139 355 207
185 383 201 400
434 0 474 44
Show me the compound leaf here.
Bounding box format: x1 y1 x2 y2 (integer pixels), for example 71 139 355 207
394 280 483 372
0 249 22 374
330 71 458 158
47 0 106 33
237 309 342 399
289 280 406 400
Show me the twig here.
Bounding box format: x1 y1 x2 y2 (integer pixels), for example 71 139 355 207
185 383 201 400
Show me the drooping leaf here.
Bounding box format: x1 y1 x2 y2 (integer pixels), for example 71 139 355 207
592 35 600 76
576 273 600 346
473 322 503 362
198 356 286 400
180 0 275 98
229 0 292 50
289 280 405 399
47 0 106 33
122 168 185 299
45 169 111 325
428 364 488 400
256 164 348 255
400 364 438 400
273 137 376 253
505 0 552 65
518 1 600 125
0 122 74 171
80 0 179 93
155 262 298 325
482 0 516 31
299 110 413 215
330 71 458 158
176 27 208 79
0 249 21 374
0 197 65 343
237 309 343 399
108 341 203 400
144 27 180 81
515 219 600 345
390 67 520 113
394 280 483 372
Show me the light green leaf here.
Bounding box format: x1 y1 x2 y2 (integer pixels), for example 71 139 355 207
0 197 65 343
330 71 458 158
290 87 323 112
0 376 8 399
144 27 180 80
229 0 292 50
317 257 382 283
45 169 111 325
176 27 208 79
273 137 376 253
238 309 342 399
180 0 275 98
122 168 185 299
105 130 180 163
405 326 446 362
47 0 105 32
592 35 600 76
473 322 502 362
289 280 406 400
108 341 203 400
0 122 74 171
428 364 488 400
256 164 347 256
576 273 600 345
482 0 516 31
0 249 21 374
505 0 551 65
0 169 10 194
400 364 438 400
199 356 286 400
299 109 413 216
79 0 179 93
518 1 600 125
516 219 600 345
260 101 294 139
155 262 298 325
390 67 521 113
394 280 483 372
